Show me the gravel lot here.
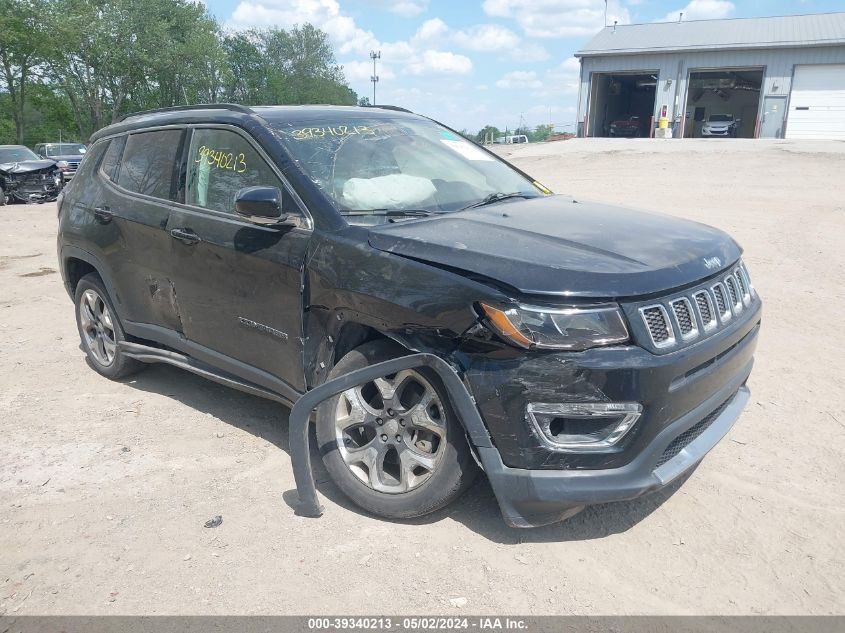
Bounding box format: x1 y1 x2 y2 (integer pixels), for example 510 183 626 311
1 138 843 615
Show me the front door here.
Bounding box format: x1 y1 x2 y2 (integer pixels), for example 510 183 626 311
166 125 311 394
761 96 787 138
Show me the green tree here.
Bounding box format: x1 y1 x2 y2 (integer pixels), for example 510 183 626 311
0 0 49 142
222 31 265 104
475 125 501 144
530 124 554 142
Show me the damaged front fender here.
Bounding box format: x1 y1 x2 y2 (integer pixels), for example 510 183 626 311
301 229 511 387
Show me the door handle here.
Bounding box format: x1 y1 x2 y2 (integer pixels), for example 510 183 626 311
93 206 113 223
170 227 201 245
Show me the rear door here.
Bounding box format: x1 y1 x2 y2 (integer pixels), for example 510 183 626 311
165 124 312 393
98 128 187 331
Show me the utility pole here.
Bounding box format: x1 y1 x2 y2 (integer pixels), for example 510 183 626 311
604 0 608 27
370 50 381 105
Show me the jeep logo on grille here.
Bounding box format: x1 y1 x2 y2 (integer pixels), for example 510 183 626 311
703 257 722 270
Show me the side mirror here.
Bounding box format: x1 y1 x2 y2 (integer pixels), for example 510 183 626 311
234 186 292 226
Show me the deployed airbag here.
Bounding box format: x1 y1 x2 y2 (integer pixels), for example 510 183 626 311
342 174 436 210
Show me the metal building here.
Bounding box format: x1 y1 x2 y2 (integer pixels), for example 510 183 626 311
574 12 845 139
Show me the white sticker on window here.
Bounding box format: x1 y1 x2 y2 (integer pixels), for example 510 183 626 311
440 139 493 161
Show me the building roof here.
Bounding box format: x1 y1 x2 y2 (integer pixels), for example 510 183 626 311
576 12 845 57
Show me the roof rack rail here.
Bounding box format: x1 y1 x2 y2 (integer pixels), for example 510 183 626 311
119 103 254 123
363 104 413 114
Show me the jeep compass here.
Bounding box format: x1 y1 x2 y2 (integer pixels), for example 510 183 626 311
57 104 761 527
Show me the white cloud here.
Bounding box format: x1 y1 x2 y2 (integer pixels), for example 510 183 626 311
660 0 734 22
388 0 428 17
414 17 448 41
509 42 550 62
453 24 520 52
545 57 581 94
496 70 543 90
408 50 473 75
341 60 396 82
228 0 378 55
230 1 471 80
482 0 630 37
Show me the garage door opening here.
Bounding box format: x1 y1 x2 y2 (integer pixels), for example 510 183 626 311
683 68 763 138
587 72 657 138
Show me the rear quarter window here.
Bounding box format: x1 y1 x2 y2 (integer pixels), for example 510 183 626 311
99 136 126 182
117 130 183 200
71 140 108 181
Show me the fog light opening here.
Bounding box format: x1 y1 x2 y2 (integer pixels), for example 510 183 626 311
526 402 642 452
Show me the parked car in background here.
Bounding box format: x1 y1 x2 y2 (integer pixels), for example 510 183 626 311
506 134 529 144
34 142 87 180
0 145 64 205
701 114 739 138
57 104 760 528
609 116 643 137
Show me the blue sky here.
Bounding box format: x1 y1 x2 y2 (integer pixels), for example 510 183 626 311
203 0 844 132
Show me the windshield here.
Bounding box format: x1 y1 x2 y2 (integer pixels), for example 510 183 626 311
0 146 40 163
272 117 545 222
45 143 86 157
708 114 733 122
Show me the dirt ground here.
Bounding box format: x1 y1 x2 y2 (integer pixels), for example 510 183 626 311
1 138 843 615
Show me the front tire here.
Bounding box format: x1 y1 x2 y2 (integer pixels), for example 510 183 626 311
316 340 477 519
74 273 143 380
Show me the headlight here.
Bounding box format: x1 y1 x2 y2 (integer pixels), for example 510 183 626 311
479 302 629 351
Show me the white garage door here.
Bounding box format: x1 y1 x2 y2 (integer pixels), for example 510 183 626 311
786 64 845 140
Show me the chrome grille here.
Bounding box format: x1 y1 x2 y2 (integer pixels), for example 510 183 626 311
670 298 698 341
724 275 741 313
734 267 751 306
639 305 675 348
635 261 757 351
712 283 731 322
693 290 717 332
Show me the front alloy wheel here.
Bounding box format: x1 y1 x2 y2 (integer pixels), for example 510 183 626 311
316 340 476 520
334 370 446 493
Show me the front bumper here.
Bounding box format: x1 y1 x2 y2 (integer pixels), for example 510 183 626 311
457 294 760 527
479 381 749 527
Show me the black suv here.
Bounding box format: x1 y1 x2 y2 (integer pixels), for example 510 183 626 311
57 104 761 528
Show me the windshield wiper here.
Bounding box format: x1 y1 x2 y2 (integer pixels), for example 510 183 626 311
461 192 533 210
339 209 435 217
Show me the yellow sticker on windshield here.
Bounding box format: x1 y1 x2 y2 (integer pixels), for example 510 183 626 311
290 125 377 140
533 180 552 195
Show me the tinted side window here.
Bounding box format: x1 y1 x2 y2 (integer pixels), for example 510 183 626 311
99 136 126 182
186 128 284 214
117 130 182 200
71 140 108 182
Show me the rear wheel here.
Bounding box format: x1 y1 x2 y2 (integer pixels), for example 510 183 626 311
316 340 477 519
74 273 143 380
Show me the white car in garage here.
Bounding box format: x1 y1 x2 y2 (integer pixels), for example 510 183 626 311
701 114 739 137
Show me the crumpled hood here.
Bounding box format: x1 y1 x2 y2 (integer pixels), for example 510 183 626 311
0 159 58 174
367 195 742 298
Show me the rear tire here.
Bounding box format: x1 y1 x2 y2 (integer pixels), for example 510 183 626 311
74 273 143 380
316 340 477 519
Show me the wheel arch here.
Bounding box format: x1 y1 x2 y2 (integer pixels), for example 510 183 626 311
60 246 127 321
